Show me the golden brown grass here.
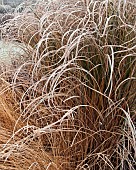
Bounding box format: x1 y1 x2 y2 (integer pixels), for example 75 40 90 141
0 79 64 169
0 0 136 169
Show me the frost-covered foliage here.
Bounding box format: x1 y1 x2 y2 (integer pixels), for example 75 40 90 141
0 0 136 169
0 41 26 64
0 0 24 8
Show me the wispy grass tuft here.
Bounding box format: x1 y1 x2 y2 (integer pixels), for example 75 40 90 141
0 0 136 169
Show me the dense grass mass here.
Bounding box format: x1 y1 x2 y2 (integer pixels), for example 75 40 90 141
0 0 136 169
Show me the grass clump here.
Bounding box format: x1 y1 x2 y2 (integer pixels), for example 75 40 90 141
0 0 136 169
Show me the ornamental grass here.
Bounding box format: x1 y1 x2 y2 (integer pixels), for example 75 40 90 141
0 0 135 169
